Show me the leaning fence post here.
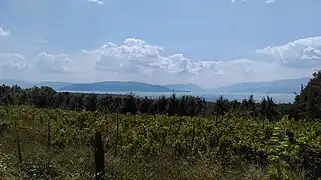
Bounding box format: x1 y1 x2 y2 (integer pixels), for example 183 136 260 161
114 116 119 157
94 131 105 180
14 119 22 163
47 115 51 150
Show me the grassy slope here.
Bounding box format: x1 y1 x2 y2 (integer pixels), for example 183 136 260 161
0 106 319 179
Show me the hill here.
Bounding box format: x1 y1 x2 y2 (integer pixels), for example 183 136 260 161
0 79 34 89
35 81 72 90
0 78 310 94
59 81 180 92
210 77 310 94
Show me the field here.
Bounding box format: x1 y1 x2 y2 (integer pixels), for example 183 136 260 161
1 105 321 179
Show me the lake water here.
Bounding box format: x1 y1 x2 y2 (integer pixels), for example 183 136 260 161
62 90 296 104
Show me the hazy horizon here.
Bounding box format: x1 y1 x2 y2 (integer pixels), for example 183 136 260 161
59 90 295 104
1 0 320 88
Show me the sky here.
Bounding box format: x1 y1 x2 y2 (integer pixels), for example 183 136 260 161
0 0 321 88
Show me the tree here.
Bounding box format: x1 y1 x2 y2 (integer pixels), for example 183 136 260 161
213 96 229 116
121 93 137 114
293 70 321 121
166 93 179 116
139 96 152 114
260 96 278 121
84 94 98 112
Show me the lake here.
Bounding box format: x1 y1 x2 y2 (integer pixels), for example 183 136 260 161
61 90 296 104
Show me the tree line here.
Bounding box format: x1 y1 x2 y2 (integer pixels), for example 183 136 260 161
0 84 289 121
1 70 321 121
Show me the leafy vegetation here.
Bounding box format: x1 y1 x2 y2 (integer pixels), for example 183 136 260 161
1 71 321 179
0 82 289 119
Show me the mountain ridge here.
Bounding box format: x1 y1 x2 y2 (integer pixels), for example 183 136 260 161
209 77 310 94
0 77 311 94
59 81 184 92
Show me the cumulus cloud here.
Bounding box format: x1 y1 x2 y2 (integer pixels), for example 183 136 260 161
0 52 76 81
77 36 321 87
81 38 259 86
88 0 104 5
0 28 10 37
256 36 321 68
32 52 75 74
1 36 321 88
84 38 248 76
0 53 27 70
0 53 27 78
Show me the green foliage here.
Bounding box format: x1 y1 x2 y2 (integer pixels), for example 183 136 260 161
0 83 292 120
0 106 320 179
3 70 321 179
293 70 321 121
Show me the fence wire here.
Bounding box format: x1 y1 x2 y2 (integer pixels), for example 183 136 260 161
0 114 97 180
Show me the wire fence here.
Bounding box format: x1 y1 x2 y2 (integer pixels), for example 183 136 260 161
0 116 100 179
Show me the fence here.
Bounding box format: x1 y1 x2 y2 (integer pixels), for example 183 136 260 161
0 107 206 179
0 111 108 179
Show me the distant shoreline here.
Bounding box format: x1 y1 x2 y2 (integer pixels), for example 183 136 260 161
58 90 296 104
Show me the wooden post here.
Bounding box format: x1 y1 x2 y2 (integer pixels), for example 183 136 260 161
94 131 105 180
114 116 119 157
15 120 22 163
47 115 51 149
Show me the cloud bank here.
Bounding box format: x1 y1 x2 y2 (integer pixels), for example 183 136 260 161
0 33 320 88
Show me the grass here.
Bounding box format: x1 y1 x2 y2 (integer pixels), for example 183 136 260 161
0 105 318 179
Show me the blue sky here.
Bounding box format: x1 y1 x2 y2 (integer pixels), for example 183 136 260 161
0 0 321 88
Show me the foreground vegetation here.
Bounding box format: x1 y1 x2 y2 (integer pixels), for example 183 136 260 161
0 106 321 179
1 71 321 179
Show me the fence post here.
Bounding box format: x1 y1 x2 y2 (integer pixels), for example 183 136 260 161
191 119 195 151
14 120 22 163
94 131 105 180
47 115 51 150
114 116 119 157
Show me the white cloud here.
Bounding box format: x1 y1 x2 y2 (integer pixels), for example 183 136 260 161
81 38 313 87
0 53 27 70
256 36 321 68
265 0 276 4
81 38 259 87
84 38 235 76
32 52 75 74
1 36 321 88
0 28 10 37
88 0 104 5
0 53 27 78
0 52 76 81
231 0 247 3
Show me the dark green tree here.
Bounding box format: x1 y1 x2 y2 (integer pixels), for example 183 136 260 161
121 93 137 114
84 94 98 111
292 71 321 121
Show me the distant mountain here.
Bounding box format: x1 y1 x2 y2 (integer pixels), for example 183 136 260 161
210 78 310 94
164 83 203 92
59 81 182 92
0 79 72 90
1 77 310 94
0 79 34 89
35 81 72 90
0 79 189 92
